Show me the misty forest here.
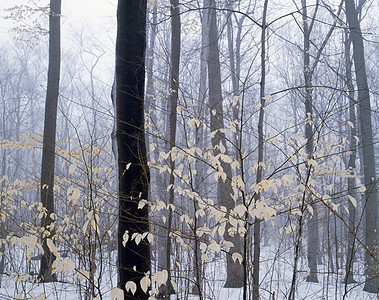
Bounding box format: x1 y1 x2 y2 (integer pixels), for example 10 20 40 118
0 0 378 299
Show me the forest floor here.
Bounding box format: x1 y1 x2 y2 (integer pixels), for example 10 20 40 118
0 245 378 299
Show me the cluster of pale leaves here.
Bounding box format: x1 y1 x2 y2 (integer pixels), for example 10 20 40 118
0 107 365 298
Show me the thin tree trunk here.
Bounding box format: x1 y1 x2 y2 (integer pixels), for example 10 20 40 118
115 1 151 299
345 0 379 293
145 5 170 296
226 1 244 143
158 0 181 298
39 0 61 282
207 0 243 288
252 2 268 299
298 0 343 283
301 0 319 283
145 3 157 147
343 30 357 285
0 145 6 286
0 87 7 285
288 168 312 300
192 1 209 296
192 126 205 299
157 61 170 299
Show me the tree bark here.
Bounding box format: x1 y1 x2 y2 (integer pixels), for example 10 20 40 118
343 30 358 285
226 1 244 154
207 0 243 288
145 3 157 147
192 0 209 297
252 2 268 299
301 0 319 283
39 0 61 282
345 0 379 293
297 0 343 284
116 1 151 299
158 0 180 297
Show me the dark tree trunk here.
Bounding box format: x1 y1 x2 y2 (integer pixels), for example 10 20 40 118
39 0 61 282
226 0 244 157
345 0 379 293
252 2 268 299
116 1 151 299
192 1 209 297
298 0 343 284
207 0 244 288
158 0 180 298
300 0 319 283
343 30 358 285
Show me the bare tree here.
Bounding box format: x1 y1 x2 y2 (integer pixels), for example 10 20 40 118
297 0 343 283
39 0 61 282
343 29 358 286
191 1 209 296
345 0 379 293
115 0 151 298
252 2 269 299
207 0 243 288
158 0 181 298
300 0 320 283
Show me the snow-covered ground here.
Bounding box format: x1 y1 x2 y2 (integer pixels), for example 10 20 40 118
1 245 378 299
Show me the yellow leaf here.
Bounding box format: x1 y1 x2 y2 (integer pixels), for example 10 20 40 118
347 121 354 128
68 164 76 175
140 274 151 293
347 195 357 208
232 252 243 264
46 239 59 258
111 287 125 299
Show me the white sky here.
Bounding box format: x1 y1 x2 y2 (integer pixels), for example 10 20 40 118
1 0 117 44
0 0 118 95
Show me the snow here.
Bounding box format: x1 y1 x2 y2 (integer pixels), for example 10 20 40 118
1 243 378 299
